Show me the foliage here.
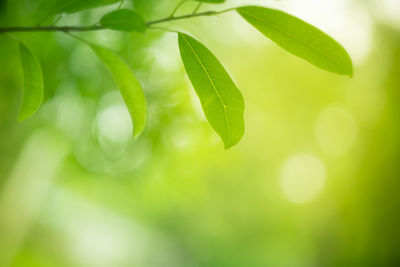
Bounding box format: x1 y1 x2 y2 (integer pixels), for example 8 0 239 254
1 1 400 266
17 41 44 121
178 33 244 149
89 42 147 137
0 0 353 149
100 9 146 32
237 6 353 76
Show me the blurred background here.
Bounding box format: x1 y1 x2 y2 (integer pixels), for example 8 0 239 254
1 0 400 266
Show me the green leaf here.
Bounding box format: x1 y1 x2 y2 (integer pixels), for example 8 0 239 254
237 6 353 76
57 0 120 14
178 33 244 149
18 42 44 121
193 0 225 3
100 9 146 32
89 44 147 138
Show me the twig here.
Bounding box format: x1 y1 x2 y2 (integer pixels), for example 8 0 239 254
0 25 104 33
0 8 237 33
169 0 188 18
118 0 125 9
192 2 202 14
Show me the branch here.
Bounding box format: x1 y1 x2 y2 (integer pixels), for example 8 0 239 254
0 25 104 33
0 9 236 33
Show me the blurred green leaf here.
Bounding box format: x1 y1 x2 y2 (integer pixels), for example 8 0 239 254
100 9 146 32
90 44 147 138
18 42 44 121
237 6 353 76
57 0 120 14
178 33 244 149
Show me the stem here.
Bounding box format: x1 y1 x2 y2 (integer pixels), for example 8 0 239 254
50 14 63 26
146 10 219 26
67 32 91 45
148 26 180 34
169 0 188 18
1 32 19 41
0 8 237 33
118 0 125 9
192 2 202 14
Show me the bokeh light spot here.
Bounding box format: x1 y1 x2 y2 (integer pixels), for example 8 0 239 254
96 104 132 144
280 154 326 203
285 0 373 65
315 107 358 156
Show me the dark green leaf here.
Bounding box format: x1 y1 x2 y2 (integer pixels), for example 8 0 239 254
178 33 244 149
89 44 147 138
57 0 120 14
237 6 353 76
18 42 44 121
100 9 146 32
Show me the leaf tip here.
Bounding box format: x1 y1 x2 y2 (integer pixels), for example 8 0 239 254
339 60 353 77
223 135 243 150
347 65 354 77
17 106 41 122
224 143 233 150
17 114 28 122
132 129 142 140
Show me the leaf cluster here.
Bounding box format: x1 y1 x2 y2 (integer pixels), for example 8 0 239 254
6 0 353 149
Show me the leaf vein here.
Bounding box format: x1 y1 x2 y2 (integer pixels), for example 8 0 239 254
240 9 346 71
180 34 231 144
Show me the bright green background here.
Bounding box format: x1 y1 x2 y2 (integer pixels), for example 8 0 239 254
1 0 399 266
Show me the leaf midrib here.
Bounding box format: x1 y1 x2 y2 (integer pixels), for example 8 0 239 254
180 34 231 144
240 9 347 73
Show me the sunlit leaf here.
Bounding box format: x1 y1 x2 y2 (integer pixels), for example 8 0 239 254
237 6 353 76
89 44 147 138
57 0 120 14
178 33 244 149
18 42 44 121
100 9 146 32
